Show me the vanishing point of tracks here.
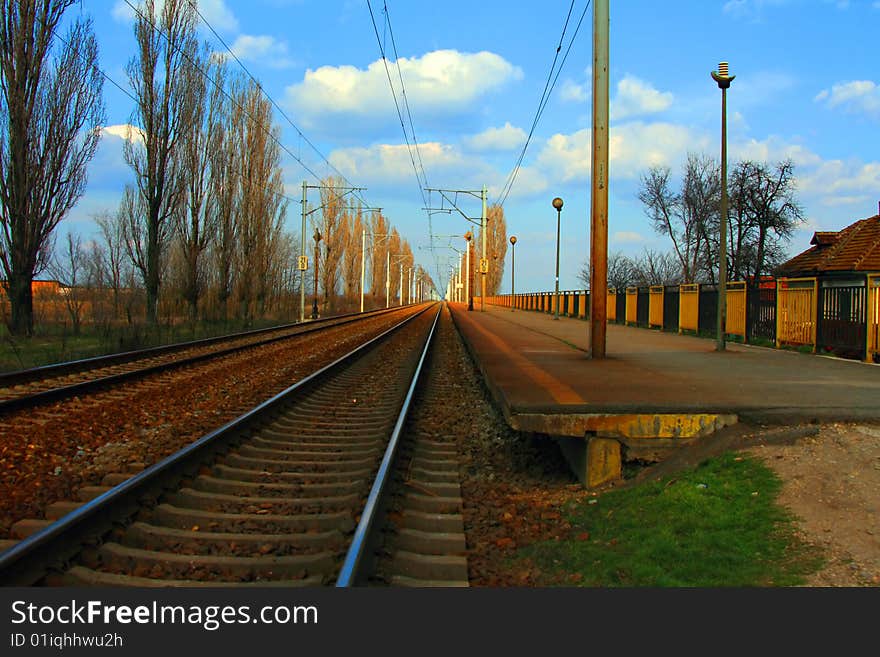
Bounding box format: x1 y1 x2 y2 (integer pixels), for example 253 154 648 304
0 302 468 587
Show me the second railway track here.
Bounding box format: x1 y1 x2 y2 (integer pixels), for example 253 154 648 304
0 306 414 413
0 302 464 587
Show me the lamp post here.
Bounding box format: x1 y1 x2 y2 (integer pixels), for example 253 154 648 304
311 228 322 319
552 197 563 320
712 61 735 352
509 235 517 311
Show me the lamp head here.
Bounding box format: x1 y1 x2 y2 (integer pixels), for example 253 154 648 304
711 61 735 89
552 197 564 211
509 235 517 245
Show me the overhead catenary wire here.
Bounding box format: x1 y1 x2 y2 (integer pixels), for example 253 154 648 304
181 0 375 211
494 0 591 208
366 0 440 284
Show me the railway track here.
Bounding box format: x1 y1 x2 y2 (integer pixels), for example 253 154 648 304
0 301 467 587
0 306 410 414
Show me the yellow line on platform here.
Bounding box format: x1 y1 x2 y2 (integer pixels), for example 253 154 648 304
456 311 586 405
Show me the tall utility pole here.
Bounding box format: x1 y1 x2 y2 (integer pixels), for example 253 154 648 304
589 0 610 358
712 62 735 352
300 182 308 322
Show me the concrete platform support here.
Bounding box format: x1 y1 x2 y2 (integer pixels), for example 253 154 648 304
556 436 621 488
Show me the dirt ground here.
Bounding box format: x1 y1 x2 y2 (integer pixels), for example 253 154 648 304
629 421 880 586
744 423 880 586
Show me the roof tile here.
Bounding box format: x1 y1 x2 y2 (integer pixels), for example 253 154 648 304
778 214 880 275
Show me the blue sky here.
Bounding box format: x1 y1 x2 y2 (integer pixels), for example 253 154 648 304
66 0 880 294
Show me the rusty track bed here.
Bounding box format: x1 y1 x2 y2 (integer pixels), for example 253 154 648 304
0 304 446 586
0 306 413 414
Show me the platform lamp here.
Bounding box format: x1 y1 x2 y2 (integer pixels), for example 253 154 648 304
552 197 564 320
509 235 517 311
711 61 735 352
311 228 322 319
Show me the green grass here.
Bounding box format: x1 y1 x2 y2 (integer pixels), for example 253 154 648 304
520 452 823 587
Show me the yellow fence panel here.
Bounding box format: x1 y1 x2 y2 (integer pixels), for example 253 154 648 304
679 284 700 333
648 286 664 329
726 281 747 338
776 277 817 350
625 287 638 325
869 275 880 362
579 292 588 318
607 288 617 322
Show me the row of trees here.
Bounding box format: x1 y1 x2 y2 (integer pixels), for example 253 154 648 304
1 0 429 336
581 154 803 290
635 154 803 286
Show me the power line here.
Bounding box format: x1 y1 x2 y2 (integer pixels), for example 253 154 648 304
494 0 591 208
366 1 439 283
181 0 373 209
122 0 328 186
47 20 301 208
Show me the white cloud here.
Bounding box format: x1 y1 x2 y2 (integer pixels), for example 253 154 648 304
227 35 296 69
610 76 673 120
798 159 880 198
732 136 822 168
820 195 871 207
722 0 791 20
285 50 523 128
329 142 474 185
536 129 590 182
101 124 144 145
464 123 526 152
815 80 880 118
112 0 239 32
535 122 705 183
560 79 587 103
612 231 645 244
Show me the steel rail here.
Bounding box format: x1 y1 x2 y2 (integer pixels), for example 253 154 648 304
0 304 423 415
335 305 441 586
0 304 414 387
0 302 437 586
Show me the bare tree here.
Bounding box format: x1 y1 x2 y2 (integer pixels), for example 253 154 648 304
388 228 402 302
629 248 683 287
0 1 105 336
208 71 241 322
340 207 364 303
233 79 287 322
728 159 803 282
317 176 347 314
95 210 131 321
579 251 636 291
369 212 391 300
638 154 719 284
480 204 507 294
124 0 198 324
49 232 89 334
174 44 224 321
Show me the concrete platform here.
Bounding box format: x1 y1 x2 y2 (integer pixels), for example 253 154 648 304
448 301 880 486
